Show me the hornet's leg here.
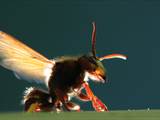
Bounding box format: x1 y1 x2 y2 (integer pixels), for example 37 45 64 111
83 82 109 112
55 89 80 111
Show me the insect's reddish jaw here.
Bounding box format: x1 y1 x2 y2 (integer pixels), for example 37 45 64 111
96 74 106 83
98 75 106 83
88 72 106 83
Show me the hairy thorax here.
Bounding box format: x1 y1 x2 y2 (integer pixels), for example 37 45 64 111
48 57 85 98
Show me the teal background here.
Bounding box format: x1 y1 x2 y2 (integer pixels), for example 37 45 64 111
0 0 159 111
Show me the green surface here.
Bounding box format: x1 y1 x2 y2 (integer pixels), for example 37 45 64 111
0 110 160 120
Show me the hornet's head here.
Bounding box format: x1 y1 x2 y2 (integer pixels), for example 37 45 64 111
79 22 127 83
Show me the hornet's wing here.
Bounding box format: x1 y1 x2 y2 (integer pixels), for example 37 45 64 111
0 31 55 84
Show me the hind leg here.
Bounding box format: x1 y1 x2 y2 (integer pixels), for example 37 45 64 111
54 89 80 111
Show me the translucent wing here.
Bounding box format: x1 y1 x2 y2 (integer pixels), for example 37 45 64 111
0 31 55 84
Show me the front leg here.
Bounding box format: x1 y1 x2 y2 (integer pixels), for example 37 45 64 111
75 83 108 112
83 82 109 112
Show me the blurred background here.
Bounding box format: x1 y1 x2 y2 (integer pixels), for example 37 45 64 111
0 0 159 111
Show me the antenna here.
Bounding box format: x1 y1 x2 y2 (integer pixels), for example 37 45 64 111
91 22 127 61
92 22 96 58
99 54 127 61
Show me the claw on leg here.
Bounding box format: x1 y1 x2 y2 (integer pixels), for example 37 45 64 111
92 96 108 112
83 82 109 112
